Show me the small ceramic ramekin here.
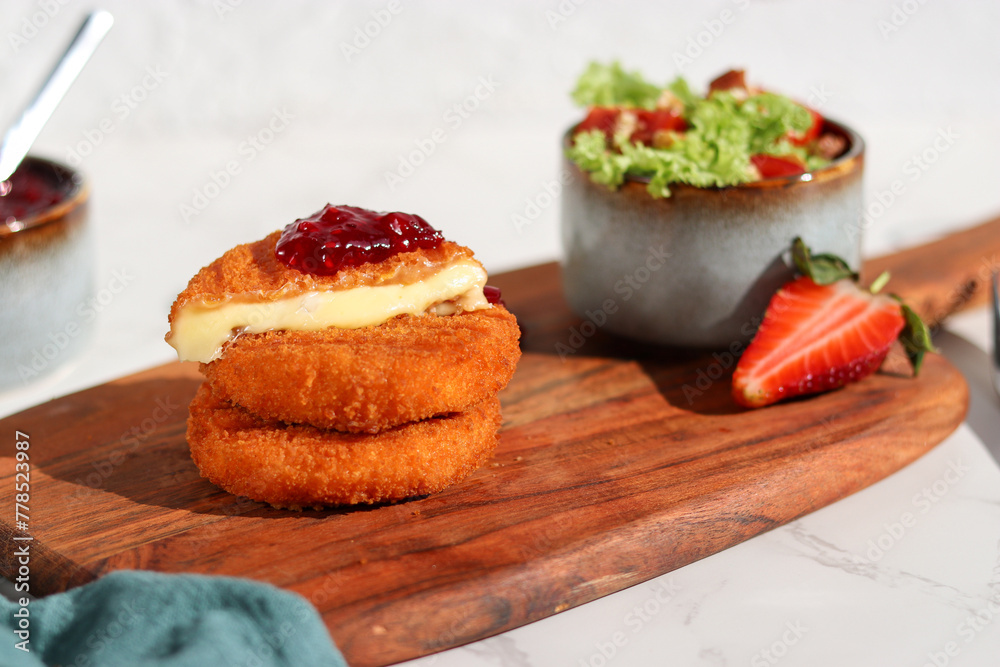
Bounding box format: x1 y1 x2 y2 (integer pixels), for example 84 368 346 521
560 120 864 349
0 156 92 390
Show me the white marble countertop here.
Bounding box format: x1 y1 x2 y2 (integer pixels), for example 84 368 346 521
2 2 999 665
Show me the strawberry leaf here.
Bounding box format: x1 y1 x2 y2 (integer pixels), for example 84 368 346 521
894 298 938 375
791 237 857 285
789 238 937 375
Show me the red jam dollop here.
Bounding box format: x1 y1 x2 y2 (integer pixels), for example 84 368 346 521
275 204 444 276
1 161 73 228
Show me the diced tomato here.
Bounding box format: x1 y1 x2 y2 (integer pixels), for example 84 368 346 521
750 154 806 179
631 109 686 145
575 107 620 138
574 106 686 146
787 108 823 146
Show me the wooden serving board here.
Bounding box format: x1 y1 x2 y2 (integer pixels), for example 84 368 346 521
2 216 994 666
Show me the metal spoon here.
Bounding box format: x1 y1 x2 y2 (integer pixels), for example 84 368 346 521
992 269 1000 399
0 10 114 186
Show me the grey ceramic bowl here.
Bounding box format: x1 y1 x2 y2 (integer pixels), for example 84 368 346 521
560 120 864 349
0 156 91 390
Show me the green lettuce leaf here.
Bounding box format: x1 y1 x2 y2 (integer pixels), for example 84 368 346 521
570 61 661 109
564 129 631 189
666 77 698 110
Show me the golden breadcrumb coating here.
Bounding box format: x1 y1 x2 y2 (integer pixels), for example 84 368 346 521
168 231 475 324
202 306 520 432
187 383 501 508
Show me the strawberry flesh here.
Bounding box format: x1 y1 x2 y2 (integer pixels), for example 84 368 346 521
732 276 905 408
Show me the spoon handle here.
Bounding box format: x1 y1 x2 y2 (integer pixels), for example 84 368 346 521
993 269 1000 398
0 10 114 182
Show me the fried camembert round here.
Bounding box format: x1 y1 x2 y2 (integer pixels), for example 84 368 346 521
203 307 518 432
168 204 519 507
188 383 501 508
168 229 519 432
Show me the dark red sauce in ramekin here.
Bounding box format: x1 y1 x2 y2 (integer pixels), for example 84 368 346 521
0 157 82 234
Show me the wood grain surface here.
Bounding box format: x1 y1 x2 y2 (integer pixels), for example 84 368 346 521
0 224 981 666
862 213 1000 327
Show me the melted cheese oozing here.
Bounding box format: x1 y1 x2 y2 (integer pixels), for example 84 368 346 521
168 259 490 363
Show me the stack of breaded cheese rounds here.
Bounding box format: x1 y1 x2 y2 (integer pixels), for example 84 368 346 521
166 204 520 509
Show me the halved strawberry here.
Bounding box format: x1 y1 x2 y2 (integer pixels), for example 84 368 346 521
732 277 904 408
732 238 935 409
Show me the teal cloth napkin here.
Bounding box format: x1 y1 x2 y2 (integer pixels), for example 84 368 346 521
1 570 347 667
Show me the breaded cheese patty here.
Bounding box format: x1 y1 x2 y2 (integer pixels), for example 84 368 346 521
168 231 519 431
187 383 501 508
201 307 519 432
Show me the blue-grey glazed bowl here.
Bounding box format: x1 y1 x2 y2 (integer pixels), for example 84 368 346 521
560 120 864 349
0 156 91 390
